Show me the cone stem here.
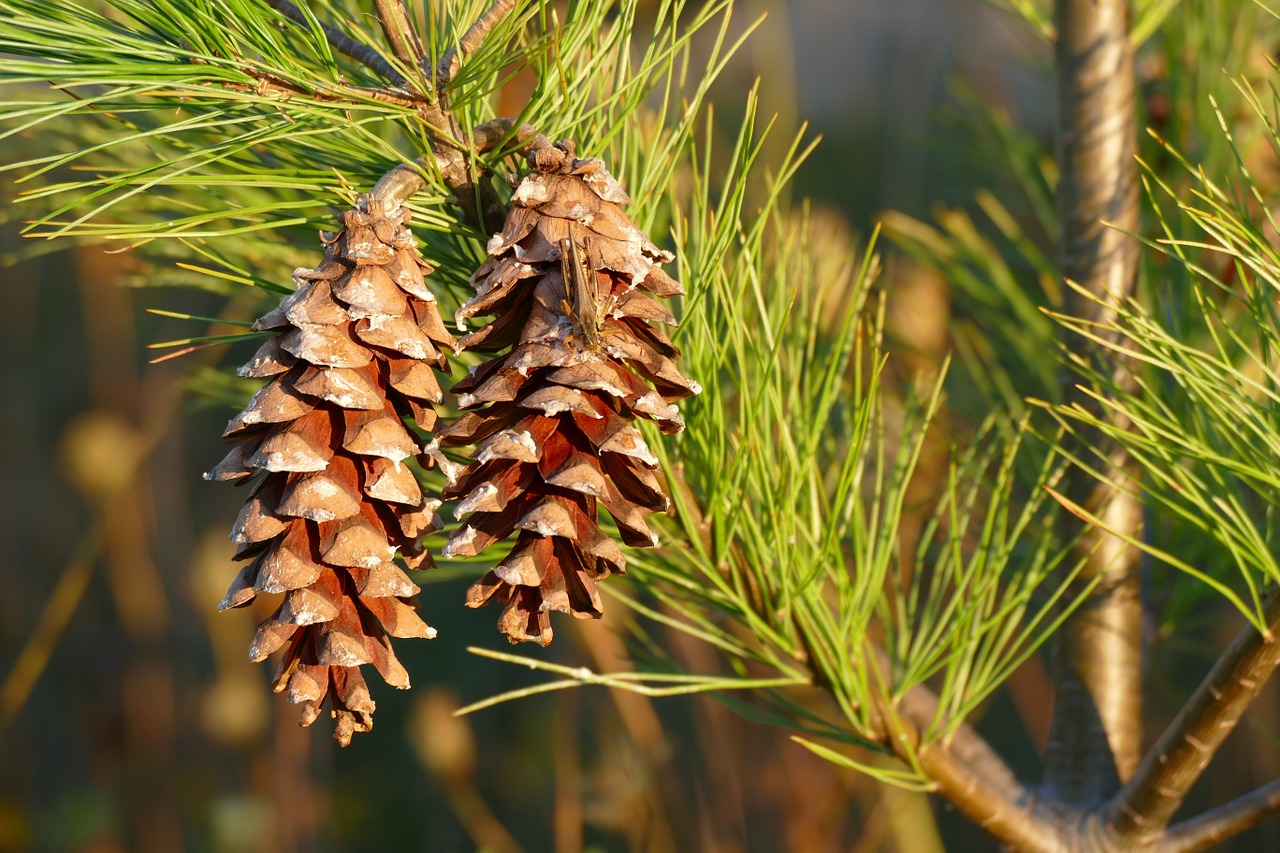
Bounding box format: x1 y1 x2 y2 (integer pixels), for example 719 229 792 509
371 120 548 209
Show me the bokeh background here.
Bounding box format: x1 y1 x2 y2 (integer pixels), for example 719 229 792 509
3 1 1279 851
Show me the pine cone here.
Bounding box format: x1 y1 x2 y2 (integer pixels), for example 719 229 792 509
436 140 699 645
208 195 455 745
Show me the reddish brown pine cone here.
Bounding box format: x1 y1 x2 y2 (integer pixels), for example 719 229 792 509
207 195 456 745
433 140 699 646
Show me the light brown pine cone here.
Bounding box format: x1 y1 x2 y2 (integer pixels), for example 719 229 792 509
209 195 455 745
436 140 699 645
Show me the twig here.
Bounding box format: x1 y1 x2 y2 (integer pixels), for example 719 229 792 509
373 0 425 70
263 0 521 232
872 646 1029 805
865 684 1062 853
915 740 1063 853
435 0 520 89
413 1 524 232
471 116 543 154
228 67 430 113
1044 0 1144 806
1159 778 1280 853
369 157 435 208
263 0 404 86
1107 588 1280 844
370 120 548 209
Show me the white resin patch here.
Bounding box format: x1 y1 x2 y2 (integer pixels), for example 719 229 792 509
606 430 659 467
422 440 462 487
531 397 574 416
309 478 341 499
257 450 326 473
526 518 559 538
366 442 412 465
512 177 551 205
455 482 498 517
286 600 331 626
562 476 604 497
442 524 477 558
320 372 364 408
635 391 680 421
577 377 627 397
325 643 368 667
477 428 538 463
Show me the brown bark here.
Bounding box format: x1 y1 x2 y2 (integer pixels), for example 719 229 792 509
263 0 403 84
1159 779 1280 853
373 0 425 70
1109 590 1280 846
436 0 521 88
1044 0 1145 806
870 680 1063 853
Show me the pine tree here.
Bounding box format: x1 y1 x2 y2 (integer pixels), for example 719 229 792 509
6 0 1280 849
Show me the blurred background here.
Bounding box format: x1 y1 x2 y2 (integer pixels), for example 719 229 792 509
3 1 1279 851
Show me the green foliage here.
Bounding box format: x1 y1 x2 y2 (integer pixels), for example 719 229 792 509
1 0 433 234
0 0 754 293
1015 4 1280 634
476 95 1084 787
881 102 1061 416
0 0 1097 790
1047 89 1280 631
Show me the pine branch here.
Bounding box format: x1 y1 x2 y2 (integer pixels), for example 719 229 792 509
222 66 428 113
373 0 426 84
1043 0 1144 805
263 0 404 85
879 647 1029 805
915 740 1062 852
401 1 524 233
1107 588 1280 844
667 444 1056 845
471 116 542 153
1159 779 1280 853
869 683 1062 853
436 0 520 89
351 0 523 232
253 0 506 230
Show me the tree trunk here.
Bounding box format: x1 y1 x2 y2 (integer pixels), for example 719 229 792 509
1043 0 1145 808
